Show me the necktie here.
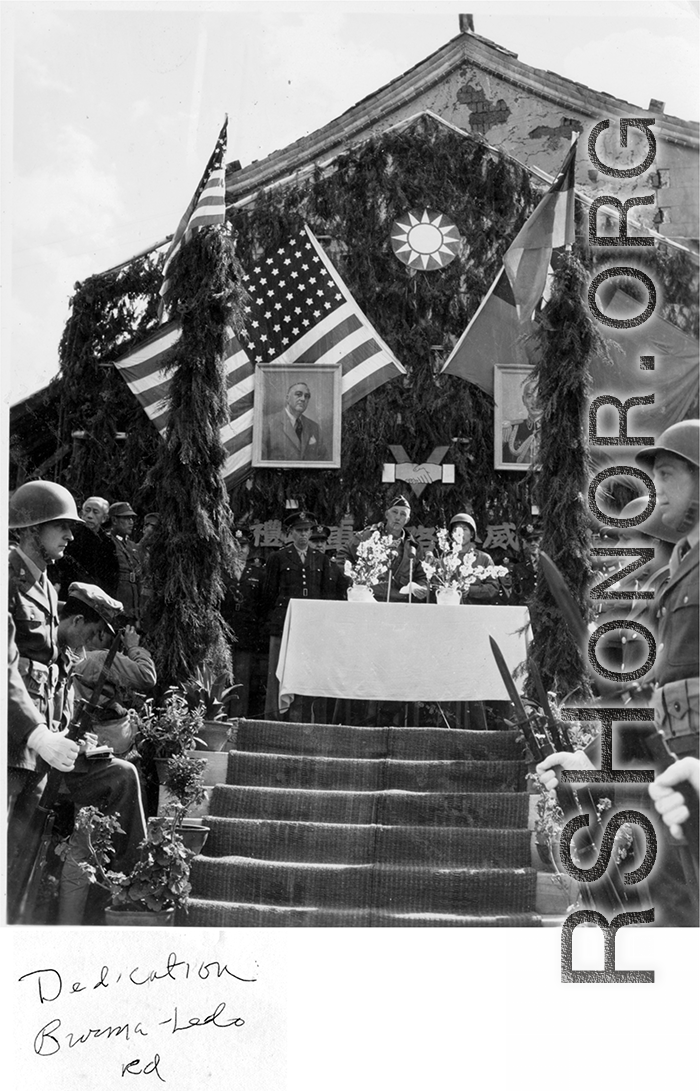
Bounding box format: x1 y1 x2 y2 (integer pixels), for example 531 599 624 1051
294 418 303 442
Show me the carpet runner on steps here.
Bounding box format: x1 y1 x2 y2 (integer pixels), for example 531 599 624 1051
181 719 543 927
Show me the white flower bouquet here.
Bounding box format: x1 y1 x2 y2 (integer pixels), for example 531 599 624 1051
344 530 395 588
423 527 507 595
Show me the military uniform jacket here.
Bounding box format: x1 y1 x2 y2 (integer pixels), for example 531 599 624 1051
655 541 699 688
8 549 73 767
8 548 59 669
263 544 331 636
7 613 44 767
111 534 141 620
338 524 427 603
222 564 266 651
460 546 499 604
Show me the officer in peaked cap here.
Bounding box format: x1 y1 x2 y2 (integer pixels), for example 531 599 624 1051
310 523 350 602
262 509 332 719
109 501 137 521
310 523 331 545
108 502 141 627
510 519 541 606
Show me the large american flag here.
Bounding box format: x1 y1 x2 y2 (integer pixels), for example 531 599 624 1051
158 117 228 320
114 225 404 489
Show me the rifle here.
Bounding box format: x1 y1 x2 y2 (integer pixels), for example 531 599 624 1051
539 550 699 868
490 636 633 915
8 627 124 924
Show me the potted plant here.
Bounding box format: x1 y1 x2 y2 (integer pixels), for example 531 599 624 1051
160 753 211 854
343 531 394 600
422 527 507 603
135 689 206 780
71 806 194 927
177 665 238 750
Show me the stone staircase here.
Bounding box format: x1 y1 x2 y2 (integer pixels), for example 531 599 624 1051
181 719 571 927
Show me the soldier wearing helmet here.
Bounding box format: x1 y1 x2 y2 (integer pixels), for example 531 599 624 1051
533 422 699 925
7 481 147 925
636 420 699 753
449 511 499 603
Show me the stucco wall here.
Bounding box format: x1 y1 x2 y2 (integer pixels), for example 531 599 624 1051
370 61 698 245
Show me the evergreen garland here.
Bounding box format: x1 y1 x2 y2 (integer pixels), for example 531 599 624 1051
144 226 247 686
56 256 163 502
528 253 603 699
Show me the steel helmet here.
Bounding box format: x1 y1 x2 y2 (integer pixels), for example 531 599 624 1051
9 481 81 529
450 512 477 537
636 420 700 471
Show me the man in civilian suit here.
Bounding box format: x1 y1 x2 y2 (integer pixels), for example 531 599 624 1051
263 381 327 461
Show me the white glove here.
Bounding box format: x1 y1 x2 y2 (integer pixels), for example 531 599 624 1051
535 750 594 792
27 725 79 771
649 758 700 840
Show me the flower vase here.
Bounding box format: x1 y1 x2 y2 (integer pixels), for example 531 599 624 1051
436 586 461 606
347 584 375 602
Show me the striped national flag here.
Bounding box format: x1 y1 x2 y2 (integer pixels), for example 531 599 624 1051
239 225 404 409
114 225 404 488
503 137 577 323
158 117 228 320
441 140 577 387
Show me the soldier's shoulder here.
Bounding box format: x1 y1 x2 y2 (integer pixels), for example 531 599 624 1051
8 550 31 593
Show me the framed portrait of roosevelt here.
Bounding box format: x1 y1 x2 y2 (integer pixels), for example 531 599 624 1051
252 362 342 469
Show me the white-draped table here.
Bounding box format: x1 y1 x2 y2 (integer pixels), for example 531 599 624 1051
276 600 529 712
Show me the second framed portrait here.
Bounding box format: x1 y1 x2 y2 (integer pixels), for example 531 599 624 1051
494 364 540 471
252 362 342 469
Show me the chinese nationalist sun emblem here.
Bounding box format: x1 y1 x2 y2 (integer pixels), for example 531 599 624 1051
390 209 461 271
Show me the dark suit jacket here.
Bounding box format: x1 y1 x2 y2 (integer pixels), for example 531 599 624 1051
263 410 327 461
54 522 120 598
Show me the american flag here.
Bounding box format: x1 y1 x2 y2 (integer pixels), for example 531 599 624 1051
114 225 404 488
158 117 228 320
240 226 403 406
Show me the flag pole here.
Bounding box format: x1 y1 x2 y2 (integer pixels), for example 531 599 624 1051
565 131 578 254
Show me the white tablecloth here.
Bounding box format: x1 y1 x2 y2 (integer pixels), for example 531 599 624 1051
277 600 529 711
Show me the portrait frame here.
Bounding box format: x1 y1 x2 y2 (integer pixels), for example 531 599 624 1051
252 362 342 469
494 364 539 472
